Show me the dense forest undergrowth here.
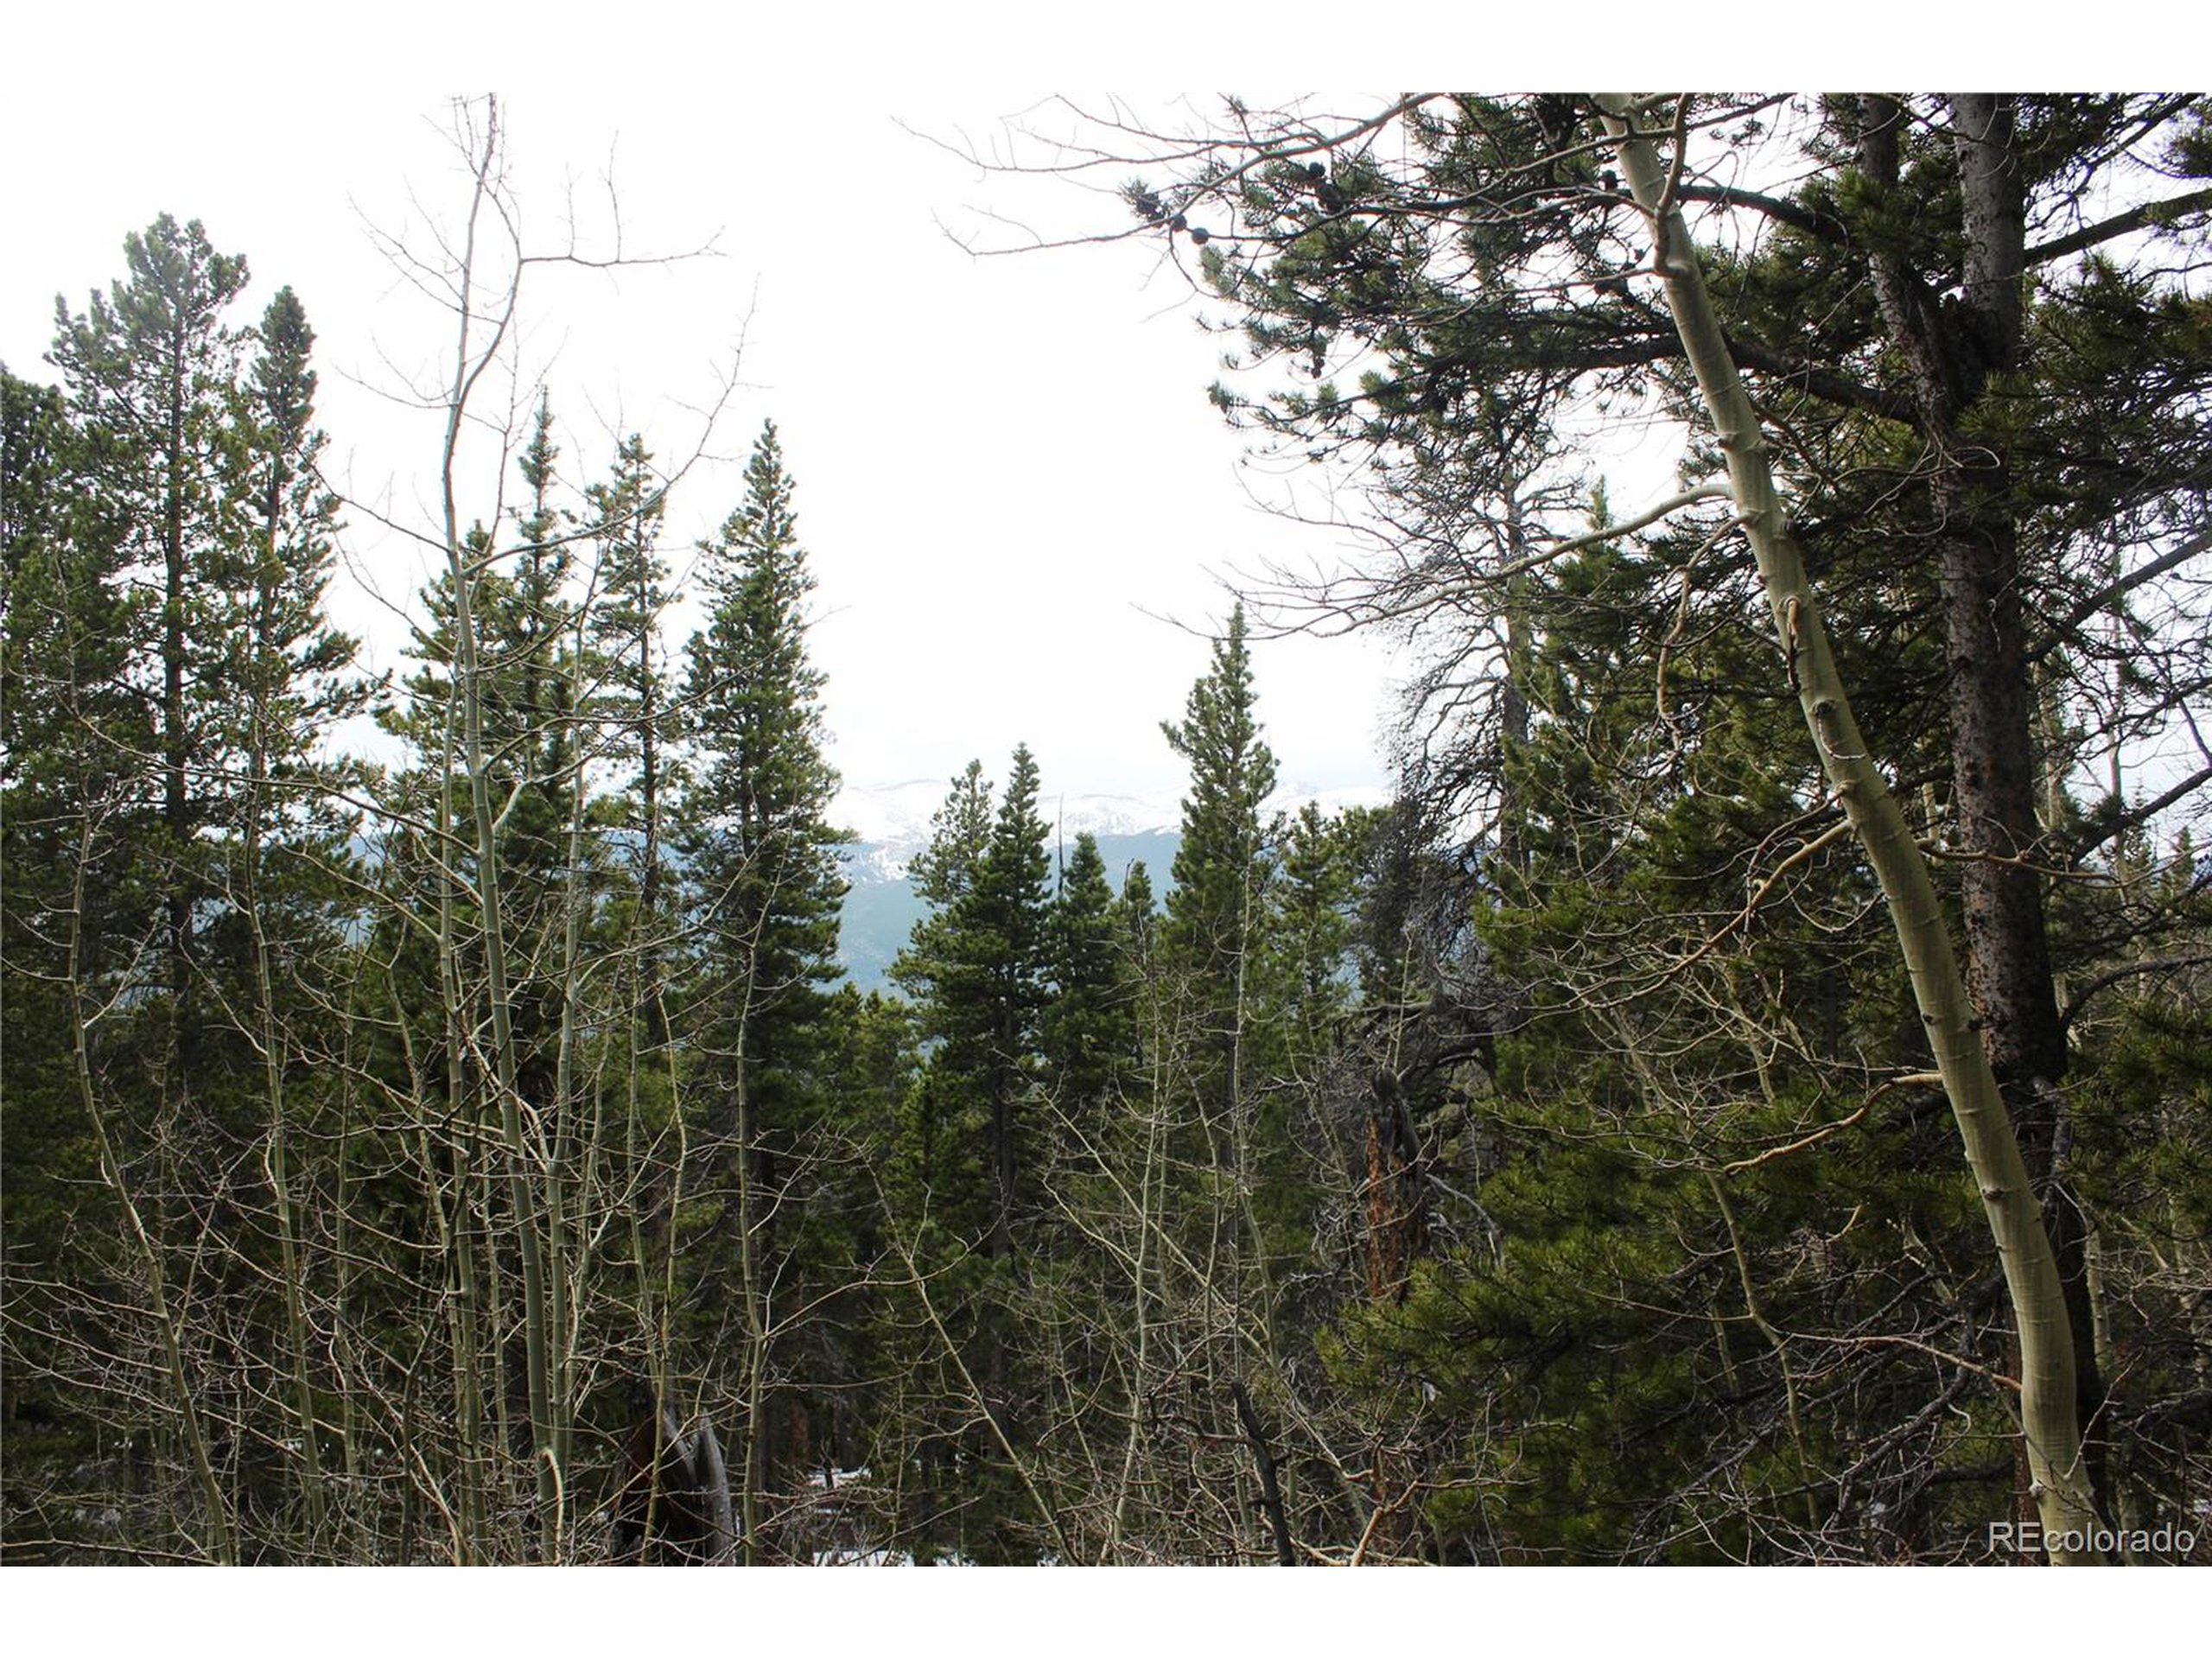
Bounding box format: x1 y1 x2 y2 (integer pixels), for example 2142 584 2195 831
3 93 2209 1566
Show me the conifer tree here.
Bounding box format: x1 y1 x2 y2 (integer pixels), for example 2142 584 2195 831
890 760 997 1238
220 283 364 1543
48 216 251 1015
906 761 995 913
1044 831 1135 1113
895 750 1054 1257
1105 95 2212 1554
223 284 364 812
385 483 588 1134
1163 604 1279 1080
11 229 368 1560
972 746 1053 1260
677 419 846 1547
1 366 151 1510
1111 859 1162 1109
511 397 576 809
1160 604 1281 1291
885 751 1061 1559
681 420 844 1082
1157 604 1302 1517
587 431 675 947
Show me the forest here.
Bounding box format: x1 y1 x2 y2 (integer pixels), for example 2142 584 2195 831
2 92 2208 1567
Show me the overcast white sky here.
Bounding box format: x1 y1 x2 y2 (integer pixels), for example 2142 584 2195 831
2 10 2162 818
2 43 1438 807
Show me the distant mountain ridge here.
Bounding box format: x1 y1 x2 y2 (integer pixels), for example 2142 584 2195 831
834 779 1190 883
830 779 1389 990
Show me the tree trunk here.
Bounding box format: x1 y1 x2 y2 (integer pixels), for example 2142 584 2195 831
1857 93 2108 1516
1596 94 2101 1560
436 99 558 1554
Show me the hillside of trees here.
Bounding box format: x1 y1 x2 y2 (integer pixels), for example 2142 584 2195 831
3 93 2208 1566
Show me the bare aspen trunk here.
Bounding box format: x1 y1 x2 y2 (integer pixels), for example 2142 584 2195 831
546 624 600 1511
735 1051 764 1564
245 810 327 1543
1103 1071 1166 1560
434 99 559 1553
67 821 238 1566
241 493 328 1541
423 687 488 1559
1596 95 2100 1560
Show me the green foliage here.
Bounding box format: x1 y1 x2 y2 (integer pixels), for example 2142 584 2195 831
1161 604 1280 1140
1043 831 1137 1111
679 419 846 1135
681 421 845 1027
12 107 2209 1563
670 419 849 1529
4 224 377 1560
586 428 676 815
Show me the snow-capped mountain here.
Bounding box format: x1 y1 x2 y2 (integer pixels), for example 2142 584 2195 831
834 779 1387 880
830 778 1391 989
834 779 1188 882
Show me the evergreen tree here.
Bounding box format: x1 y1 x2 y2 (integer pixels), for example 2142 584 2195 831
1 366 149 1518
889 760 997 1238
906 760 995 911
510 397 578 810
1162 603 1279 1084
383 497 587 1134
1266 802 1363 1060
676 419 846 1546
1043 830 1135 1113
885 750 1059 1560
681 419 845 1090
587 430 676 948
971 745 1053 1261
1160 604 1281 1306
235 286 358 743
47 215 251 1012
10 229 370 1560
894 750 1054 1259
1110 92 2212 1558
213 283 365 1546
1111 858 1162 1109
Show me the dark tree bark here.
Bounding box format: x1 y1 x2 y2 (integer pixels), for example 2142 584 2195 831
1230 1379 1297 1566
1857 96 2109 1521
613 1400 734 1565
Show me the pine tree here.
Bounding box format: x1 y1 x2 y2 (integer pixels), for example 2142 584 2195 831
894 750 1053 1258
971 746 1053 1262
587 431 675 946
1106 92 2212 1558
681 420 844 1077
1163 603 1279 1077
1043 831 1136 1114
1112 858 1162 1109
511 397 577 810
217 284 365 1545
906 760 995 913
385 499 588 1135
884 750 1060 1560
1 366 152 1521
234 286 358 747
1267 802 1362 1054
1157 604 1301 1516
12 229 371 1560
676 419 846 1548
889 760 997 1240
47 215 251 1016
1160 603 1281 1268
